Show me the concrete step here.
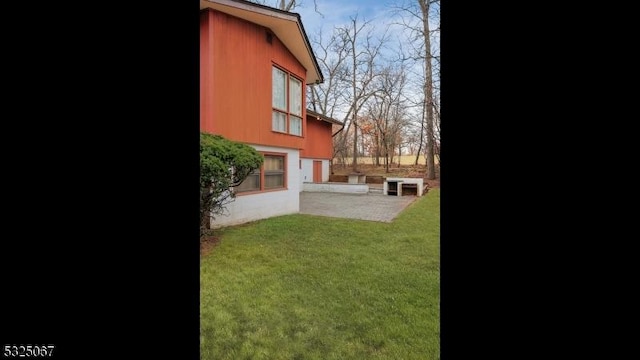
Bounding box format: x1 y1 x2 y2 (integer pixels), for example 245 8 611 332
368 187 383 194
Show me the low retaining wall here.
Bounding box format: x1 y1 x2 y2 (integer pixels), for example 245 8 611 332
328 174 385 184
302 182 369 194
328 174 348 182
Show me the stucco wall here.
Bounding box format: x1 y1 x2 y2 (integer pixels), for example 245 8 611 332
301 159 313 185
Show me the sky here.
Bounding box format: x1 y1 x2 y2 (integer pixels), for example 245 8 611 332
254 0 439 54
254 1 439 66
294 0 389 37
258 0 440 122
293 0 440 76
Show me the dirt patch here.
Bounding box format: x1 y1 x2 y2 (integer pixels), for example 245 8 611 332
328 174 349 182
425 178 440 189
200 234 221 257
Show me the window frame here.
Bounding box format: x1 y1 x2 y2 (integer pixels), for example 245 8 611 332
272 64 304 137
234 152 288 195
233 167 261 193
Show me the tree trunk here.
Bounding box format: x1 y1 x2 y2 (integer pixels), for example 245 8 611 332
415 97 425 165
384 139 390 173
374 131 380 166
351 19 359 173
420 0 436 180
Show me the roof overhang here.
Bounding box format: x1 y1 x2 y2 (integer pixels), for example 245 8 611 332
200 0 323 85
307 109 343 125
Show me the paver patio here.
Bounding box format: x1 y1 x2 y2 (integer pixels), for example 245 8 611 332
299 191 417 222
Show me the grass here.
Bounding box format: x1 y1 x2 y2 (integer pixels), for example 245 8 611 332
201 189 440 359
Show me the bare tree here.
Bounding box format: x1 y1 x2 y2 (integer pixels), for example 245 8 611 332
366 63 409 173
420 0 437 179
307 27 351 119
306 25 351 170
335 15 388 172
432 94 441 165
307 15 388 172
391 0 440 179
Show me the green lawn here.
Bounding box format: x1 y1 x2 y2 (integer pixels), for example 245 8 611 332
201 189 440 360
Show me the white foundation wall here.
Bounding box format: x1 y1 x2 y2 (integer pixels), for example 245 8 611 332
301 159 314 186
321 160 330 182
211 145 300 228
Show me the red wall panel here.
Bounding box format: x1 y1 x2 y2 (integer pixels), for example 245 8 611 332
200 9 307 150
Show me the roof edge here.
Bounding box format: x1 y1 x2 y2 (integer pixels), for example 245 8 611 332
306 109 343 125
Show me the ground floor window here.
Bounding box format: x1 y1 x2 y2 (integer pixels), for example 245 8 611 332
234 168 260 193
235 153 286 194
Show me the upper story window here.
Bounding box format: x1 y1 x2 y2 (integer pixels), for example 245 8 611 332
272 66 303 136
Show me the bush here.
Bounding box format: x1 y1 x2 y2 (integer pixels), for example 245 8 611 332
200 133 263 234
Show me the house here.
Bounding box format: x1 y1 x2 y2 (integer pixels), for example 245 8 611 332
200 0 341 227
300 109 342 185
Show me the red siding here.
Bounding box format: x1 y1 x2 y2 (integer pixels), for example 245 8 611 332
300 115 333 159
200 9 306 150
